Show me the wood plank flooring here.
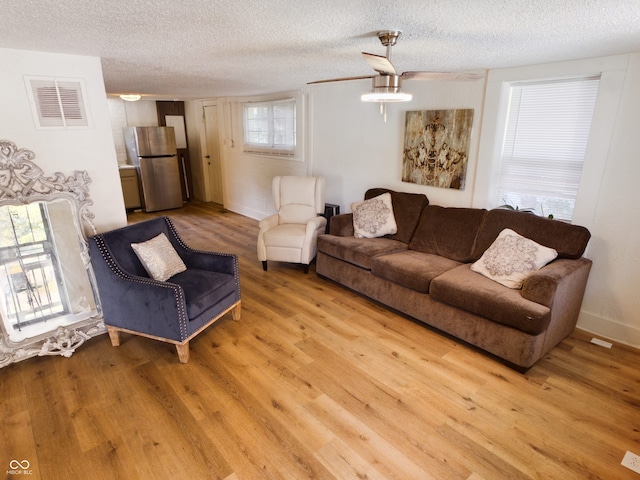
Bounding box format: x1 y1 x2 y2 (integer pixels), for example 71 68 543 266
2 200 639 479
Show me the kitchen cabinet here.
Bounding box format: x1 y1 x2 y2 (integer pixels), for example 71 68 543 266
119 165 141 210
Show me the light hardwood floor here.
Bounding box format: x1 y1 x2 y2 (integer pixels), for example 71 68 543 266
2 201 639 479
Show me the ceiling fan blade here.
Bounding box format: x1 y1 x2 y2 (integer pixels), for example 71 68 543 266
402 71 485 81
307 75 374 85
362 52 397 76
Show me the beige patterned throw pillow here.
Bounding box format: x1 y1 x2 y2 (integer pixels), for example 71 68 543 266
351 192 397 239
471 228 558 289
131 233 187 281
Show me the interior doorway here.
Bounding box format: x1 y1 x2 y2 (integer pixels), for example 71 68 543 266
203 104 223 205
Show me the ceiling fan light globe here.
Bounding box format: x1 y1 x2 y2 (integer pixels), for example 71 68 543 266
361 92 412 102
361 74 412 102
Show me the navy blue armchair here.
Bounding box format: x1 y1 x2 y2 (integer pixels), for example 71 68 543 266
88 216 241 363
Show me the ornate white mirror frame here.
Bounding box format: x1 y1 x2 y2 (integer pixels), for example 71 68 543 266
0 140 105 368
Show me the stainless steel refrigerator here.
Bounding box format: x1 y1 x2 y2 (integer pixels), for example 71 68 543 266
123 126 183 212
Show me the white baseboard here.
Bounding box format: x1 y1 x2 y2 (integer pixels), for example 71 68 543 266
224 202 265 221
577 310 640 349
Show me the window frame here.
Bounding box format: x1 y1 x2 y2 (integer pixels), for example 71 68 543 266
495 75 601 221
242 97 297 157
472 56 628 230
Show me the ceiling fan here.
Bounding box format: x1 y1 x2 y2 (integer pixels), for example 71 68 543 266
309 30 483 120
311 30 484 87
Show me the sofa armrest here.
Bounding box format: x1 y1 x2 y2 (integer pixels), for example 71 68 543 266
522 257 592 308
329 213 354 236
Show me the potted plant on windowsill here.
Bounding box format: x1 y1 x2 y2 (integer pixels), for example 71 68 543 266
498 203 554 219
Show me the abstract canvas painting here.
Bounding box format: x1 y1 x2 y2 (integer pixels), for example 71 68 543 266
402 109 474 189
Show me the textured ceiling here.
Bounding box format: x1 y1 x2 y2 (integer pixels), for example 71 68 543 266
2 0 639 99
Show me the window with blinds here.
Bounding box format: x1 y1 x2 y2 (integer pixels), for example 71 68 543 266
24 76 89 129
243 98 296 156
497 76 600 221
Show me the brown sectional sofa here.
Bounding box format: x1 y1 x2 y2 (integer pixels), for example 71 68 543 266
316 188 592 369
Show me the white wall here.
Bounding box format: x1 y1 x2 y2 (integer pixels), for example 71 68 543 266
0 47 126 232
578 54 640 346
107 99 128 165
123 100 158 127
308 76 487 211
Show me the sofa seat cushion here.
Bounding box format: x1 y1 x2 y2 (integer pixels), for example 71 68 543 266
430 264 551 335
169 269 237 319
317 234 408 270
371 251 461 293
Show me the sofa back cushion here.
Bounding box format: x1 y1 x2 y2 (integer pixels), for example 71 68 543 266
364 188 429 244
96 216 176 278
409 205 487 262
472 209 591 260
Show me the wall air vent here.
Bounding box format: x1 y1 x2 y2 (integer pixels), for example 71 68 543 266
24 76 90 129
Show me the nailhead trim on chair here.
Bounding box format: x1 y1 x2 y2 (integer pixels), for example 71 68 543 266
93 233 190 341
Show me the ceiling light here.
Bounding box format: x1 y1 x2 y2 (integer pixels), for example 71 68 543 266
119 94 141 102
361 75 412 102
361 91 413 102
361 75 411 122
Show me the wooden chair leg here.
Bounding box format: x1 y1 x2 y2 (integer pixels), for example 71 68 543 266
232 302 241 321
107 327 121 347
176 342 190 363
262 261 268 271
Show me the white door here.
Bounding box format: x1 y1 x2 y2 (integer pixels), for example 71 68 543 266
203 105 223 205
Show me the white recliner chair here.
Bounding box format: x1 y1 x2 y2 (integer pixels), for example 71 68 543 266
257 176 326 273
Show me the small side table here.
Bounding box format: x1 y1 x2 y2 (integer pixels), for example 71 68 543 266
322 203 340 233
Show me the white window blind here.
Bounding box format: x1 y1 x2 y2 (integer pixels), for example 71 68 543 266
497 76 600 221
243 98 296 156
25 77 89 129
